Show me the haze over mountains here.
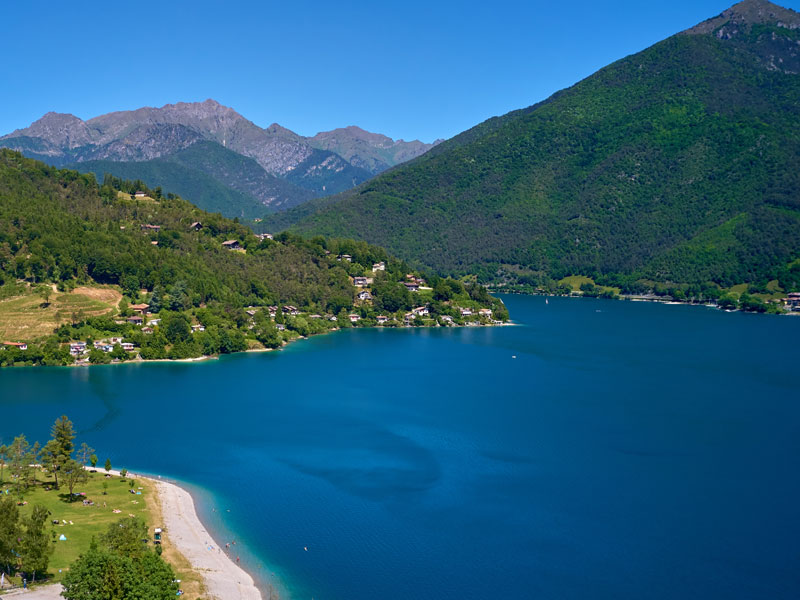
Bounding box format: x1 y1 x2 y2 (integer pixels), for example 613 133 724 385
0 100 439 219
273 0 800 289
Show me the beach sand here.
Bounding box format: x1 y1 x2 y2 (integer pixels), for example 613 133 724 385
154 479 263 600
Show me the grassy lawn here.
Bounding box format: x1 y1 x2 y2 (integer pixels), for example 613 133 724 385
1 467 206 596
558 275 620 295
559 275 594 291
1 467 151 585
0 286 121 343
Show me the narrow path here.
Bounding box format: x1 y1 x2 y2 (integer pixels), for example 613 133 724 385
0 584 63 599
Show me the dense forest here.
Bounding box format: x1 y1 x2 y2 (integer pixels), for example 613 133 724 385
0 150 506 367
271 6 800 294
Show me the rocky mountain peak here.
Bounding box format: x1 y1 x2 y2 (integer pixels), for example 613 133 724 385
685 0 800 35
5 112 92 149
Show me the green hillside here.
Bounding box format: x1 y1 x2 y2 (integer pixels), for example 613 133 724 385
71 140 315 220
285 148 373 195
279 0 800 291
0 150 504 366
72 158 267 220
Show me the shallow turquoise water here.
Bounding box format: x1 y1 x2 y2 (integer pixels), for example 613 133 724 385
1 295 798 599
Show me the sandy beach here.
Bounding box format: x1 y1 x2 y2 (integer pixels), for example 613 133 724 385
153 479 263 600
86 468 264 600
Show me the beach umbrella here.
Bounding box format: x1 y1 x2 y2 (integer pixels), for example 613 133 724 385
59 534 67 541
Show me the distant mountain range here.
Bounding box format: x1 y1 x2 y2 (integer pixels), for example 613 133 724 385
271 0 800 289
0 100 439 219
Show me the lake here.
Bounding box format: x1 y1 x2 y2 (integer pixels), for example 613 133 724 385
1 295 798 599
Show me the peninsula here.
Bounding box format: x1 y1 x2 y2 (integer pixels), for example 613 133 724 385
0 150 507 368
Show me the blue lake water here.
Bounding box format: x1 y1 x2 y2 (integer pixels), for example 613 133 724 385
1 295 799 599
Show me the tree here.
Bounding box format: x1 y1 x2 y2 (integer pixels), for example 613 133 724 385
8 435 32 496
40 439 64 489
0 497 21 575
163 313 191 344
77 442 95 467
101 518 149 559
90 454 98 468
63 459 88 501
89 348 111 364
62 535 178 600
0 444 6 484
18 504 53 582
105 458 112 473
37 285 52 307
51 415 75 461
120 468 128 479
110 344 129 361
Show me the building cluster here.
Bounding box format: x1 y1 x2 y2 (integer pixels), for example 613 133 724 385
780 292 800 311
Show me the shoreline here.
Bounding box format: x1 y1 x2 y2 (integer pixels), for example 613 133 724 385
5 320 507 369
153 478 265 600
104 468 266 600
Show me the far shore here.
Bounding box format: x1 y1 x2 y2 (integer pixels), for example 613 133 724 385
9 320 508 370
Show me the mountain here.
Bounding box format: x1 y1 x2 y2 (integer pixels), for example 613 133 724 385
0 101 436 220
276 0 800 290
68 141 315 219
308 126 441 174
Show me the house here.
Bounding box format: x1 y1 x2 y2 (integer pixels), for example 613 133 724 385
245 309 257 317
348 314 361 323
276 323 286 331
412 306 429 316
282 305 299 316
255 233 273 241
338 254 352 262
404 282 420 292
222 240 241 250
786 292 800 310
127 316 144 325
190 221 203 231
309 314 322 319
460 308 473 316
353 277 369 287
69 342 86 355
130 303 150 315
147 319 161 326
440 315 454 324
372 262 386 272
357 290 373 301
109 337 124 344
134 191 147 198
478 308 493 317
268 306 278 317
3 341 28 351
140 224 160 232
121 342 135 352
151 241 159 246
191 324 206 333
327 315 338 322
376 315 389 324
404 312 415 323
141 327 154 334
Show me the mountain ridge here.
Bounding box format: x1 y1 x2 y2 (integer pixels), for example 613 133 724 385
1 100 438 220
275 0 800 291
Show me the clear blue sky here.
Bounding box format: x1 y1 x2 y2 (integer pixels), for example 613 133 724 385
2 0 798 142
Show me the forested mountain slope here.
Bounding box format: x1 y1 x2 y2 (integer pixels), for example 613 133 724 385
69 141 315 219
283 0 800 289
